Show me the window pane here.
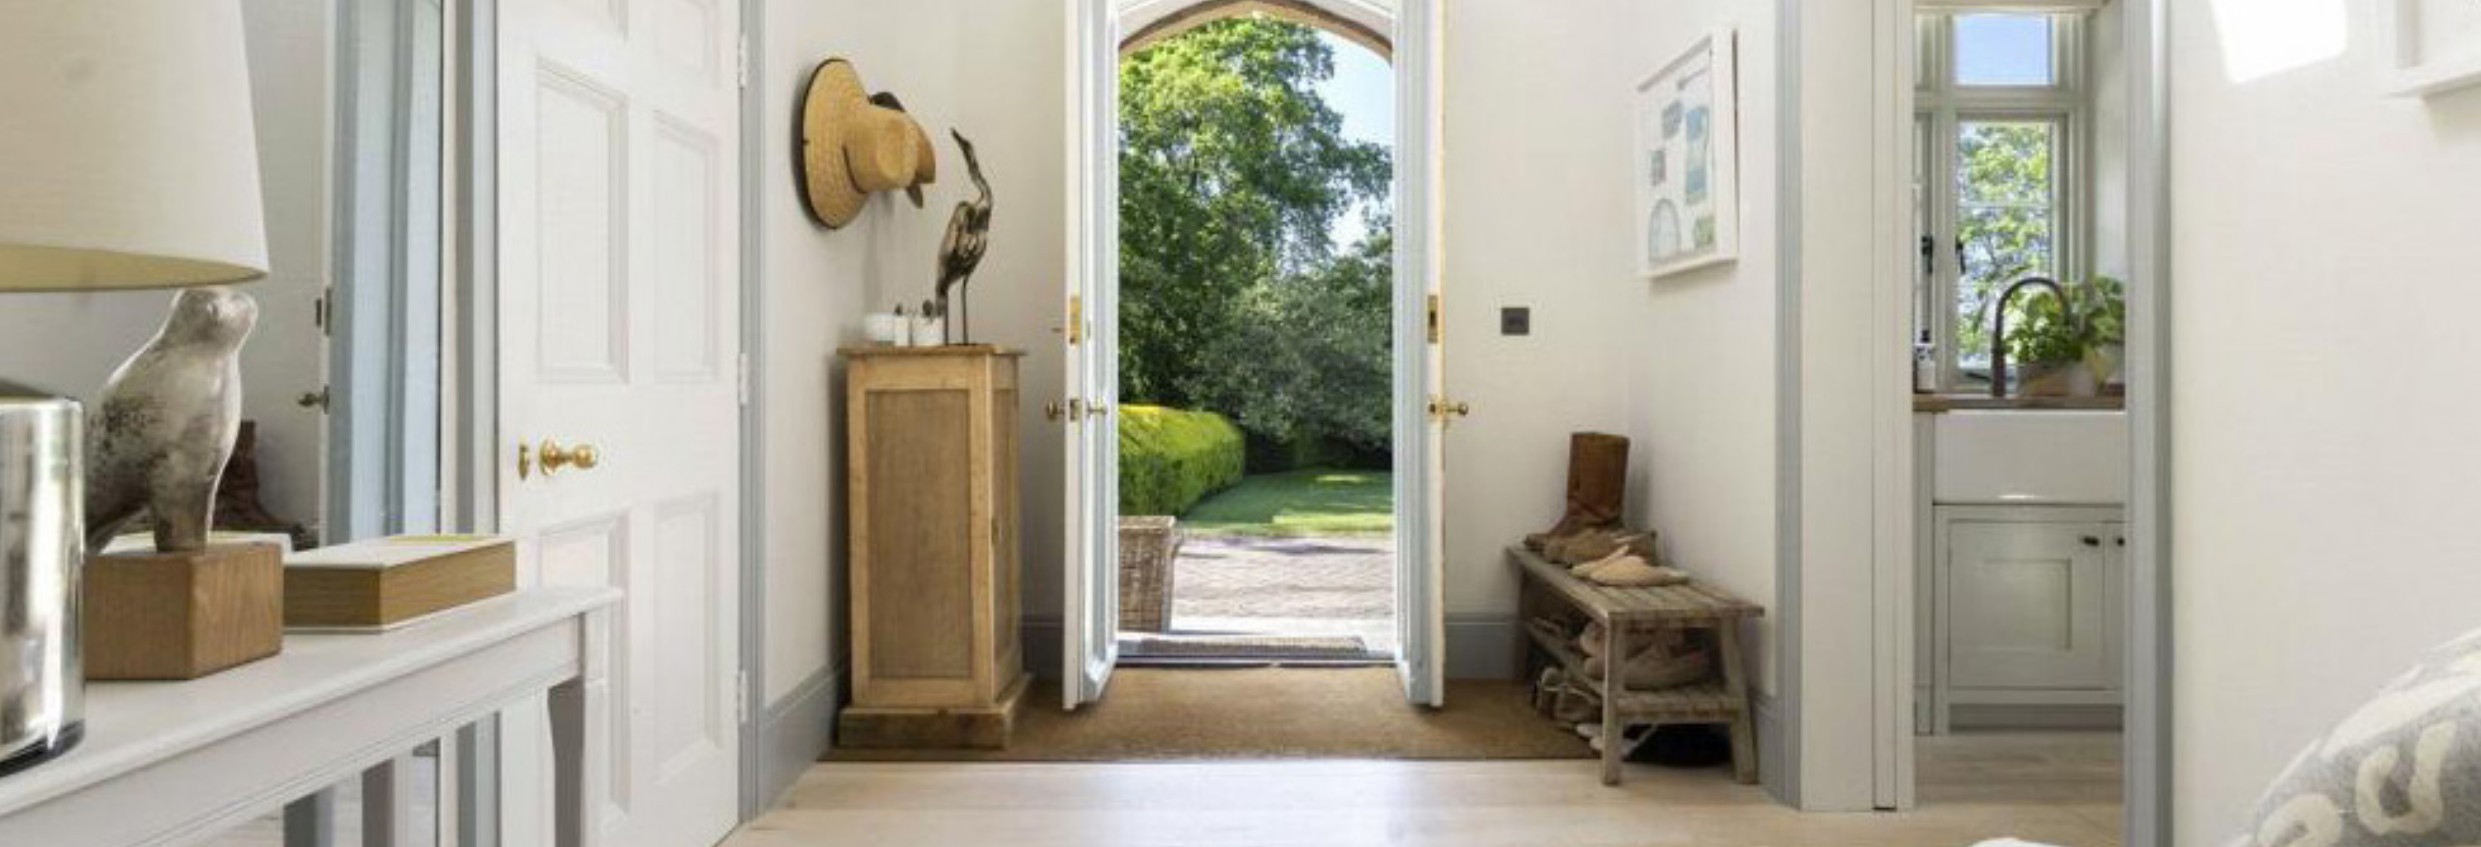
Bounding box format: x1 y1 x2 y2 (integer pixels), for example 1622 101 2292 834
1955 120 2057 370
1954 14 2055 87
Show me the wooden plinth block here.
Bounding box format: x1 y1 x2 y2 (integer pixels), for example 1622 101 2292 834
85 543 285 680
837 673 1028 750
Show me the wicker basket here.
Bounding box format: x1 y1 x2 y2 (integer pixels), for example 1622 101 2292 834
1117 517 1181 632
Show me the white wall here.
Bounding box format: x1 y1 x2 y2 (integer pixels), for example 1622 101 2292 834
1618 0 1781 698
1434 0 1638 621
757 0 967 706
0 0 332 534
754 0 1067 707
2170 3 2481 839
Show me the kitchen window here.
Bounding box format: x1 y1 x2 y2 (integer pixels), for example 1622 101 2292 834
1916 10 2089 391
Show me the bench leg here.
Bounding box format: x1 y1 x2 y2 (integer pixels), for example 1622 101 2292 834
1717 622 1758 785
1600 619 1625 786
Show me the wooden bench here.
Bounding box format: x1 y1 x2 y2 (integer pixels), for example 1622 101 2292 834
1509 545 1764 786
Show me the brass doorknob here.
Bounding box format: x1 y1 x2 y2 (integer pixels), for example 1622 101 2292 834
537 439 601 475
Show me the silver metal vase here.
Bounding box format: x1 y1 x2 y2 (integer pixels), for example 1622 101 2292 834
0 393 84 776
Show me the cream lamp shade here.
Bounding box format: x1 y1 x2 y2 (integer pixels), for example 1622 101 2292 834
0 0 269 292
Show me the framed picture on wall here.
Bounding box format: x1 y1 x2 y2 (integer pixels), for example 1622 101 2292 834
1635 29 1739 279
2385 0 2481 97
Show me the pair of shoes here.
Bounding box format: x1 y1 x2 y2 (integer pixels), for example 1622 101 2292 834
1578 622 1714 691
1544 528 1657 565
1570 548 1689 588
1524 433 1630 551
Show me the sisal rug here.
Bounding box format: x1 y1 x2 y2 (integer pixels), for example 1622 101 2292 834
825 667 1592 762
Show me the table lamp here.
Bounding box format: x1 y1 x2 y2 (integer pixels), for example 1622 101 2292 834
0 0 268 775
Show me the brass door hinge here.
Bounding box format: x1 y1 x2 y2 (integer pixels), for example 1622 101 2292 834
1426 294 1441 345
1067 295 1084 346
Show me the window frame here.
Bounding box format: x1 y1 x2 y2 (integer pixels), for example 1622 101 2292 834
1916 9 2092 391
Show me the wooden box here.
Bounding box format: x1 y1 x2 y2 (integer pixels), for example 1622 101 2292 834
837 346 1027 749
85 543 285 680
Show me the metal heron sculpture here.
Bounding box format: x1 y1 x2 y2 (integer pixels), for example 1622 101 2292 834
936 129 992 344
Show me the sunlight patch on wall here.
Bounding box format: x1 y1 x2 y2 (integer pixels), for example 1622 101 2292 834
2209 0 2349 84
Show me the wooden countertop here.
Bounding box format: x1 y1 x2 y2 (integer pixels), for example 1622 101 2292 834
1913 393 2126 413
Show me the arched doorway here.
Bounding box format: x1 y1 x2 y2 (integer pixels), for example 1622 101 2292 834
1062 0 1446 711
1119 0 1390 58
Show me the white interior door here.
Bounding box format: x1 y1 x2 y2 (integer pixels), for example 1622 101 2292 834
1062 0 1121 710
497 0 743 842
1393 0 1445 707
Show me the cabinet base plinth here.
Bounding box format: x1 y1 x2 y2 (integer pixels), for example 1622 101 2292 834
838 673 1028 750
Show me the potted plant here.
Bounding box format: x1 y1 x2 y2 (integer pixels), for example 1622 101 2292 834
2075 275 2127 388
2005 276 2124 397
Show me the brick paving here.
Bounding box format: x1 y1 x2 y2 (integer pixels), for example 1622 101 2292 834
1160 535 1397 654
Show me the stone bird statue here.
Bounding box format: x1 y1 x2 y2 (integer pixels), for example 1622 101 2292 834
86 287 258 553
936 129 992 344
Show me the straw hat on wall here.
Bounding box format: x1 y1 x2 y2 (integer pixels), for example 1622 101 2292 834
798 59 936 229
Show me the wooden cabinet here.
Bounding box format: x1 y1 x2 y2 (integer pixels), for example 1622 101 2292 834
1927 505 2125 733
837 346 1027 749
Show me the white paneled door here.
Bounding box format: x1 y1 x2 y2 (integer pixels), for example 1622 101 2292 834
1061 0 1121 710
1393 0 1445 707
498 0 743 842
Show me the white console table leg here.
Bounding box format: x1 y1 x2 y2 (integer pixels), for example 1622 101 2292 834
551 605 611 847
361 752 426 847
455 717 501 847
282 789 336 847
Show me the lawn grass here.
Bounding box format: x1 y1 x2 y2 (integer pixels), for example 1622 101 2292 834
1178 469 1395 537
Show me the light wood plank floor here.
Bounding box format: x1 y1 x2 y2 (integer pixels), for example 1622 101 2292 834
728 734 2124 847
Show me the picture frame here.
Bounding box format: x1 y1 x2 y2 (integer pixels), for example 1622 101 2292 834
1635 29 1739 279
2384 0 2481 97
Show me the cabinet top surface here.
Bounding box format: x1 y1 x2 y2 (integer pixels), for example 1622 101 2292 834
841 345 1026 359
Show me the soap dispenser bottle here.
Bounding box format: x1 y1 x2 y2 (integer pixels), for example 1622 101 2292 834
1913 332 1938 394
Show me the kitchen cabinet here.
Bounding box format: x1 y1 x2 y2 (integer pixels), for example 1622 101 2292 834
1926 505 2125 733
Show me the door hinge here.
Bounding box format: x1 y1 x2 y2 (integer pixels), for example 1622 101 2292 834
315 287 333 337
1067 294 1084 346
736 34 750 90
1426 294 1442 345
736 353 752 407
736 669 751 724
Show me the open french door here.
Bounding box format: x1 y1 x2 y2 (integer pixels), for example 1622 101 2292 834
1061 0 1121 710
1393 0 1446 707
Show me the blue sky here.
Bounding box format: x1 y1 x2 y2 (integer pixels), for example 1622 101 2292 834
1313 32 1394 247
1954 14 2053 85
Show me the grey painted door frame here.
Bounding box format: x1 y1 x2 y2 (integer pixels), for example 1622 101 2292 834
330 0 449 541
1771 0 2173 841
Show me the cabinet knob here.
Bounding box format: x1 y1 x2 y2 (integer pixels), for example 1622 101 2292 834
2081 536 2101 547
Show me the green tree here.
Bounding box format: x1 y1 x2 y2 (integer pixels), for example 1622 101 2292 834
1118 19 1391 433
1189 225 1395 451
1954 122 2055 363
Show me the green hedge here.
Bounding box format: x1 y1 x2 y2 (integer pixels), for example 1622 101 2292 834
1119 406 1245 517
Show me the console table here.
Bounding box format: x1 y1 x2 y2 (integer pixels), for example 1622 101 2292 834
0 587 617 846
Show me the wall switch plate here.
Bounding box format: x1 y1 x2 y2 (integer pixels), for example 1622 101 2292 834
1500 307 1531 336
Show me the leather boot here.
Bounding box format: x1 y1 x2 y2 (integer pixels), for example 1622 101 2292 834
1524 432 1629 551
